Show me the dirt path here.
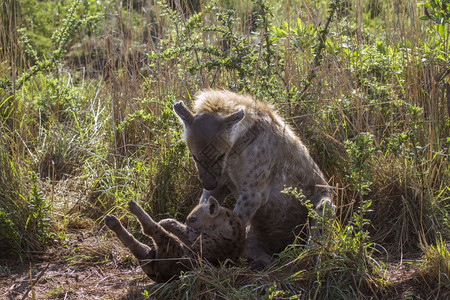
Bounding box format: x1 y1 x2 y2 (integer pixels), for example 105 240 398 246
0 262 150 299
0 231 155 299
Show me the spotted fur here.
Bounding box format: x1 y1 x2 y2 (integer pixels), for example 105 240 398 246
105 197 245 282
174 89 334 266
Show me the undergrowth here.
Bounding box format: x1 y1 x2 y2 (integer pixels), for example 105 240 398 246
0 0 449 298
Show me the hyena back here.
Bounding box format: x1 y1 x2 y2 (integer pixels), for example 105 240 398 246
174 89 333 265
105 196 245 282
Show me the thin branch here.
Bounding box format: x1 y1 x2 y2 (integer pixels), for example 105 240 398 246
300 0 341 98
21 262 51 300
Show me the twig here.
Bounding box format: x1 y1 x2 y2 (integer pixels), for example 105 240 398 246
300 0 341 99
21 262 51 300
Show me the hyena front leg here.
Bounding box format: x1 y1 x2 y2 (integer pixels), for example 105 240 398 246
128 200 184 259
233 189 263 226
199 184 230 204
232 159 269 225
104 215 156 270
158 219 191 246
245 227 272 270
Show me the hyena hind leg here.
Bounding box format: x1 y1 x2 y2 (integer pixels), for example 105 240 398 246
128 200 161 236
128 200 185 259
104 215 155 260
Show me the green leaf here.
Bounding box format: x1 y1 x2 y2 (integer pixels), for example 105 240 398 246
437 24 446 37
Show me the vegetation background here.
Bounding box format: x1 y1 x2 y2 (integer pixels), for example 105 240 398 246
0 0 449 299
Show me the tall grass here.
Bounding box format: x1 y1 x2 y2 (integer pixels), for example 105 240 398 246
0 0 448 297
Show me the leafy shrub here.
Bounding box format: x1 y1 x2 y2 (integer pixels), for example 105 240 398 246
0 144 53 258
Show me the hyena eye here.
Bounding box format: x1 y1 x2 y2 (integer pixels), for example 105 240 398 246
187 216 197 223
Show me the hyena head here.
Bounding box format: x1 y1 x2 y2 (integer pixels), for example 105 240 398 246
186 196 241 237
174 101 244 190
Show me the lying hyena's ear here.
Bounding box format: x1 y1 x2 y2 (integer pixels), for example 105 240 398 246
223 109 245 129
206 196 219 218
173 101 194 126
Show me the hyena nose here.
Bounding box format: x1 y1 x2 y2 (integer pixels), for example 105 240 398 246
202 179 217 191
200 174 217 190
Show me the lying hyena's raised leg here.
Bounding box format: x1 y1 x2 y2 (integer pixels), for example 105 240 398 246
104 215 157 278
128 200 184 259
105 215 155 260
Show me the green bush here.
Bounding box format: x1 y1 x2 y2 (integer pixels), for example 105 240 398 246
0 0 448 298
0 145 53 258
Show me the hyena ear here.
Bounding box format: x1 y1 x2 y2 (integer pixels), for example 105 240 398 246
173 101 194 126
223 109 245 129
206 196 219 217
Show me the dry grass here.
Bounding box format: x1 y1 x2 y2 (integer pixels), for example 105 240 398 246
0 0 449 298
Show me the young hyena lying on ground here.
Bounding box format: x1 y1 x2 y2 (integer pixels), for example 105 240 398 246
105 197 245 282
174 90 334 267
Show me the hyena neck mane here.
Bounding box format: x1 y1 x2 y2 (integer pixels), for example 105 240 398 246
194 89 274 117
194 89 288 145
195 90 301 152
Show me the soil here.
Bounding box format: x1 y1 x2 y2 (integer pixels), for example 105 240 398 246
0 230 155 299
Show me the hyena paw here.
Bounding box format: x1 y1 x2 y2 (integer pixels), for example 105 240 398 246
249 258 269 271
246 252 271 271
104 215 121 230
158 218 178 227
128 200 140 214
159 219 183 233
316 198 335 217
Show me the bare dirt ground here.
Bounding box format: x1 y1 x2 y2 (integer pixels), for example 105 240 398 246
384 261 421 298
0 230 155 299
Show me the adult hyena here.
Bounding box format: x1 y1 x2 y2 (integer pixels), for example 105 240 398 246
174 90 333 265
105 196 245 282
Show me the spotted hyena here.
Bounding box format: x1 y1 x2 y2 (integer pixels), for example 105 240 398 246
174 90 333 266
105 196 245 282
